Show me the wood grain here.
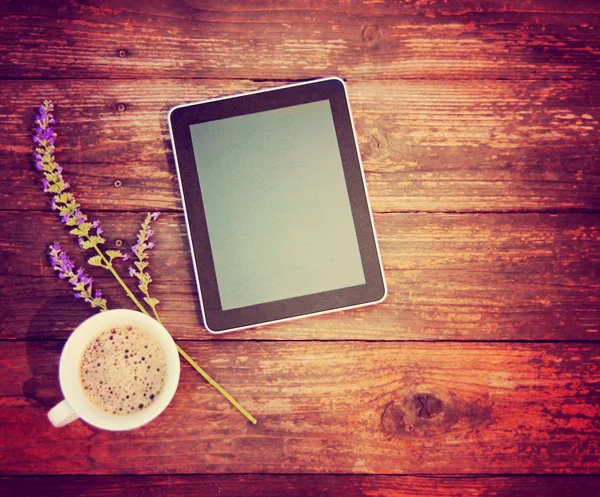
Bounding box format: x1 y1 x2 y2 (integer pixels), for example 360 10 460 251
1 0 600 80
2 475 600 497
2 0 600 484
0 212 598 341
1 341 598 474
2 79 599 213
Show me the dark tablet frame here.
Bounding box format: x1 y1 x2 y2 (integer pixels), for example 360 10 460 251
168 77 386 333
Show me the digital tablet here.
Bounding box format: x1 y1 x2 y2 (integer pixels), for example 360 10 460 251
168 77 386 334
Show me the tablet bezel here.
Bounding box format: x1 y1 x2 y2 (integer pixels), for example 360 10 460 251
168 77 386 333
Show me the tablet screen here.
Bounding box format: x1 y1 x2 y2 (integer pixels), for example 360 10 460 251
189 99 366 311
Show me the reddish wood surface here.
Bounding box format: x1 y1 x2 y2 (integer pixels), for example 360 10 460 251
2 475 600 497
1 0 600 81
1 79 599 213
0 212 598 341
1 0 599 493
1 341 599 474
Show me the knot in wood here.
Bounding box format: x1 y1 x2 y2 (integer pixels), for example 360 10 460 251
362 26 382 46
381 401 406 434
118 49 128 58
116 103 126 112
113 179 122 188
415 394 443 419
115 239 123 248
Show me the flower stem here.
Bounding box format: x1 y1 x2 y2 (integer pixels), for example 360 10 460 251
94 246 257 424
174 342 257 424
94 246 147 314
152 306 257 425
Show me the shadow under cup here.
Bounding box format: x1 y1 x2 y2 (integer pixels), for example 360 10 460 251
50 309 180 431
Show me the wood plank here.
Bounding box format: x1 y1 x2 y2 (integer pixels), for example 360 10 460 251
1 341 598 474
3 80 600 213
2 475 600 497
1 0 600 80
0 212 598 341
0 212 600 340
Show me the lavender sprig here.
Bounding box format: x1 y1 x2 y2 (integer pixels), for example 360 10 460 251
129 212 160 315
48 243 107 311
35 100 130 269
34 101 107 251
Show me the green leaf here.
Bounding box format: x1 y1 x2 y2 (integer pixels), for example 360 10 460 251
87 255 104 267
106 250 123 261
144 297 160 308
55 193 74 204
48 183 65 194
70 228 83 236
91 298 108 311
80 235 105 250
46 172 60 183
134 261 145 271
58 205 72 216
78 223 92 237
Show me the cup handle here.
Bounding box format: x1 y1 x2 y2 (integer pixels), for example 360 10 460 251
48 399 79 427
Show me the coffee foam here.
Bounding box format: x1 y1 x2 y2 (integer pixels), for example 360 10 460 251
80 325 167 415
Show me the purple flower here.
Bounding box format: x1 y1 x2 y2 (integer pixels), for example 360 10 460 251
92 221 99 228
122 253 130 261
41 128 55 140
78 238 85 247
96 226 103 235
127 211 161 310
48 243 107 311
79 271 92 285
34 102 106 253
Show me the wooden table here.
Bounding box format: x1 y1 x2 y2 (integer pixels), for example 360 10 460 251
1 1 599 495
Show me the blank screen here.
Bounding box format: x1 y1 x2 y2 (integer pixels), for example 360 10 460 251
189 100 365 311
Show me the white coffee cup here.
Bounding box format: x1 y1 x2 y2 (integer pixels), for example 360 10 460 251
48 309 180 430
